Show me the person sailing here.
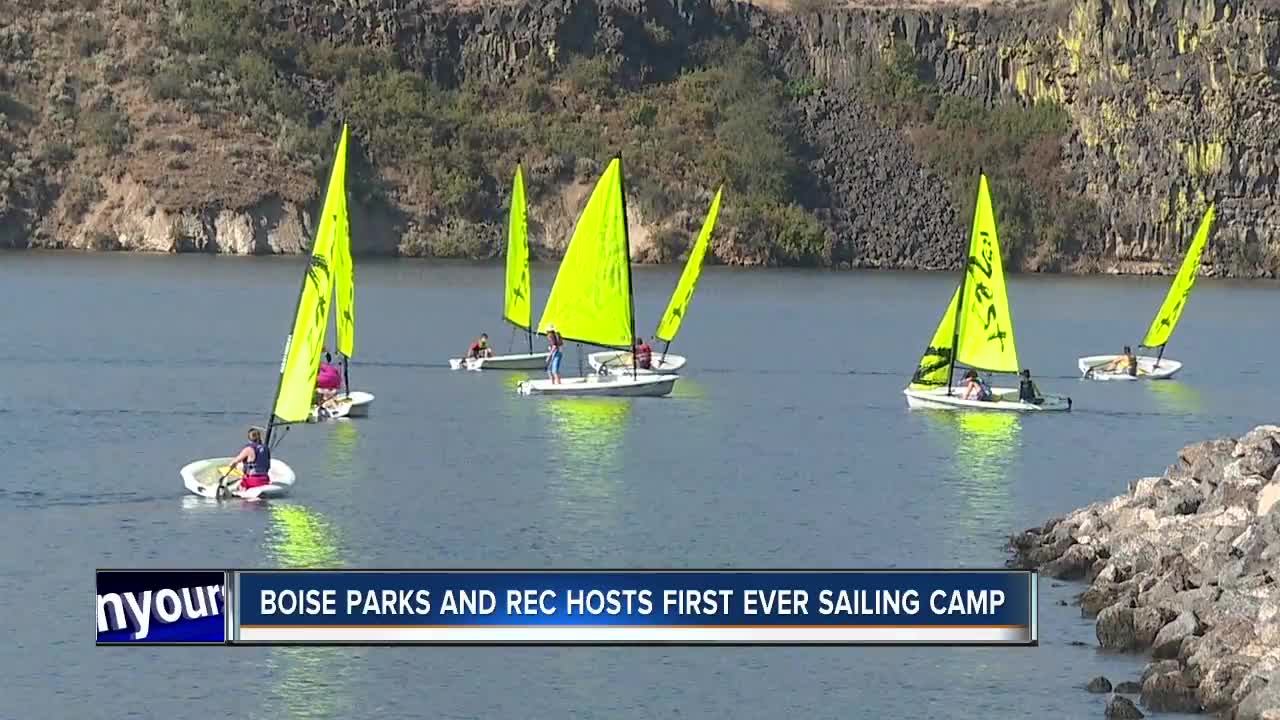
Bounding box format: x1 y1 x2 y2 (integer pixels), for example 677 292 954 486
1096 345 1138 377
315 351 342 405
962 369 993 401
1018 369 1043 405
546 324 564 384
222 427 272 495
633 336 653 370
465 333 495 360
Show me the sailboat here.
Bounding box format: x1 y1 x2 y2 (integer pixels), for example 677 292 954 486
315 160 375 418
450 165 550 371
587 185 723 375
516 157 677 397
1077 205 1215 381
902 173 1071 412
179 127 351 499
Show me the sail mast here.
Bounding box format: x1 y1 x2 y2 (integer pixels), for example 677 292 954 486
618 154 638 381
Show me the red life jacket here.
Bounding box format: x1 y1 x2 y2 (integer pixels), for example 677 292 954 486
635 343 652 368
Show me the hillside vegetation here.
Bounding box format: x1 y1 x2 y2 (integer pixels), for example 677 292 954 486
1 0 1097 269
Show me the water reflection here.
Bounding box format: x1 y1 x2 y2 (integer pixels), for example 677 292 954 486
1145 381 1204 415
538 397 631 537
325 419 361 489
263 503 343 568
921 411 1021 541
260 502 361 720
669 375 707 401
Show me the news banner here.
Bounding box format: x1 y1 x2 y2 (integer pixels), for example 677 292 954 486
97 569 1037 646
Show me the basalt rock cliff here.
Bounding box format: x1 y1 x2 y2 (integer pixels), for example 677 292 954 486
0 0 1277 276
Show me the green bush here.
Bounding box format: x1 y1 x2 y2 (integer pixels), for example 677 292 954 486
151 1 833 258
82 108 131 152
861 46 1098 266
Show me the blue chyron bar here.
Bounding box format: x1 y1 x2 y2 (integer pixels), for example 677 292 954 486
230 569 1038 646
96 570 229 644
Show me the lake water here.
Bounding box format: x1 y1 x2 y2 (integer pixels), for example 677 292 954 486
1 252 1274 718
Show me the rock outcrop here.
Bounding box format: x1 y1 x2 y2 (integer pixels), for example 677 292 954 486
1009 424 1280 719
1 0 1279 274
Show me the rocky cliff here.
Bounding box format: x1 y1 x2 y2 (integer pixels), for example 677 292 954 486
0 0 1277 276
1009 424 1280 718
773 0 1280 274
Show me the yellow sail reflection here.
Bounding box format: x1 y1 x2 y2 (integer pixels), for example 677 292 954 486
540 399 630 533
922 411 1020 537
325 419 361 487
260 503 360 720
668 374 708 401
1145 381 1204 415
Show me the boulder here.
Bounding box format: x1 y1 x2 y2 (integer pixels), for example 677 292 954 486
1086 675 1113 693
1140 670 1202 713
1236 680 1280 720
1141 659 1183 683
1133 606 1175 649
1152 611 1199 659
1115 680 1143 694
1105 695 1144 719
1198 655 1255 713
1097 604 1137 651
1043 543 1097 580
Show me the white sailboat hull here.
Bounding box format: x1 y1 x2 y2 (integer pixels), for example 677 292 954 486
181 458 296 500
903 386 1071 412
308 391 374 421
517 373 677 397
587 351 687 374
450 353 548 371
1077 355 1182 381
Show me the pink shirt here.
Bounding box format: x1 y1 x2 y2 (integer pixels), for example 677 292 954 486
316 363 342 389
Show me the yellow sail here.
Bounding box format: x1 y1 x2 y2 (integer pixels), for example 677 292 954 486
954 174 1019 374
331 125 355 359
535 158 633 349
655 186 721 343
504 164 532 330
271 129 347 424
909 286 959 388
1141 204 1215 348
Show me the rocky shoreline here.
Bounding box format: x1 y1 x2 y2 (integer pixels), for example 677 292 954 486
1009 425 1280 719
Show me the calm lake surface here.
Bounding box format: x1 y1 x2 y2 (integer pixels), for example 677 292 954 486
1 252 1275 718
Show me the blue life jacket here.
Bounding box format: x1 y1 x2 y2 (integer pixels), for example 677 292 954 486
245 441 271 476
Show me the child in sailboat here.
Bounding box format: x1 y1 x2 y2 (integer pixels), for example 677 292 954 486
1018 369 1043 405
633 337 653 370
315 352 342 405
962 369 993 401
225 427 272 492
465 334 495 360
546 325 564 384
1096 346 1137 376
